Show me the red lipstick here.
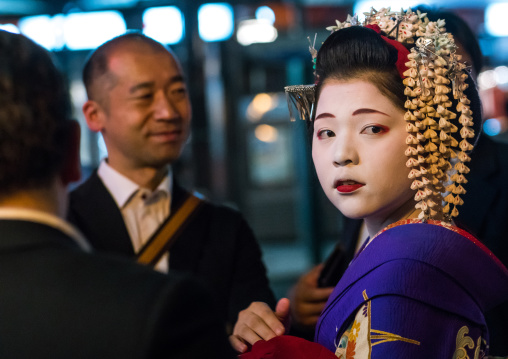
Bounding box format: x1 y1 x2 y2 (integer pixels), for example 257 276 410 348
336 180 364 193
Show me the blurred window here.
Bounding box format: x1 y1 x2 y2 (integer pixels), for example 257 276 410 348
63 11 126 50
0 23 19 33
19 14 65 50
198 3 234 42
486 2 508 37
143 6 184 45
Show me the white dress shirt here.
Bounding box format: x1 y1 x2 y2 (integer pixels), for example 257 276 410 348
98 160 172 273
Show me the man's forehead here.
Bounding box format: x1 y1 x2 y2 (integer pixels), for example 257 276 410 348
109 44 177 65
105 40 178 71
100 44 184 93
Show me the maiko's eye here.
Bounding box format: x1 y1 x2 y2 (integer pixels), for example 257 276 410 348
316 129 336 139
361 125 389 135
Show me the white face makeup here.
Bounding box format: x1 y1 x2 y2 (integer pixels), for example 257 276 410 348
312 79 416 234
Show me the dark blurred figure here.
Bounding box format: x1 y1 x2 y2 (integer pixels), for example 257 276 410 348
288 6 508 355
0 29 235 358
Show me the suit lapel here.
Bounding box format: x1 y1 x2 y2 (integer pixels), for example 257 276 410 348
170 181 190 212
70 172 135 255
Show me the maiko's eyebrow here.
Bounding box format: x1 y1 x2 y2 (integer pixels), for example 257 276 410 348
315 108 389 121
315 112 335 121
352 108 389 116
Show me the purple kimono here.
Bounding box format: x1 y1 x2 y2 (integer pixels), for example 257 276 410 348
315 219 508 358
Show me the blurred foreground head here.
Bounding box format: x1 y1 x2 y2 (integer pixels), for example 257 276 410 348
0 30 78 198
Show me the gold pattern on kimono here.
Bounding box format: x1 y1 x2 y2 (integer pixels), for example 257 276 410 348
452 326 483 359
370 329 420 346
335 291 420 358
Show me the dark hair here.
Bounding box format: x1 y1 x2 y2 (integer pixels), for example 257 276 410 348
315 26 407 109
307 26 407 138
83 31 170 104
0 30 72 195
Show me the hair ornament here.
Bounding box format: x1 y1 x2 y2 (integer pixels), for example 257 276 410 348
285 6 476 221
364 24 410 78
284 84 316 122
308 33 318 75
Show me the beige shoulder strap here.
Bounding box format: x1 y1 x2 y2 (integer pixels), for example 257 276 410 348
136 193 203 266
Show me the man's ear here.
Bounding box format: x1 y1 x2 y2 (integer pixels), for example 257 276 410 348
82 100 105 133
60 120 81 185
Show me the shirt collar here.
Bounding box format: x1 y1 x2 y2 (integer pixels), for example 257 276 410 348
0 208 91 252
97 160 172 209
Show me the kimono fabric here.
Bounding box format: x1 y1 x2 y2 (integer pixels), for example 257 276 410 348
315 219 508 358
239 220 508 358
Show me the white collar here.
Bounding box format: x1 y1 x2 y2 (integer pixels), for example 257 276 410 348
97 160 172 209
0 208 91 252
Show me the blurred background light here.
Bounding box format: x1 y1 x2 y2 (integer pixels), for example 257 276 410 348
255 6 276 25
78 0 138 9
0 23 19 33
479 66 508 91
255 124 278 143
18 14 65 50
247 93 279 121
483 118 502 136
494 65 508 87
143 6 184 45
237 19 278 46
198 3 234 42
63 11 126 50
478 69 498 90
485 2 508 37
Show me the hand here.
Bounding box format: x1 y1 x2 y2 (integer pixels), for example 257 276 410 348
229 298 290 353
289 264 334 329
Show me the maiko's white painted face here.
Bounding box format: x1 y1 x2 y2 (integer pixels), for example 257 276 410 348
312 79 414 228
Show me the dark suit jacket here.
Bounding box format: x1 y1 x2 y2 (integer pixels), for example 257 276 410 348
0 219 235 358
459 135 508 266
68 171 276 326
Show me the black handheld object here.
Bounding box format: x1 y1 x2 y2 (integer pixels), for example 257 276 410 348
317 244 349 288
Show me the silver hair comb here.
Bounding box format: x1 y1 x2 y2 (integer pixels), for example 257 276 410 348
284 84 316 122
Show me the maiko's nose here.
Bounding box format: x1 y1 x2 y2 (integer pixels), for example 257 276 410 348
332 137 359 167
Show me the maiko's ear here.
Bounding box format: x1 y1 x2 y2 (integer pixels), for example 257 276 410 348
60 120 81 185
82 100 105 133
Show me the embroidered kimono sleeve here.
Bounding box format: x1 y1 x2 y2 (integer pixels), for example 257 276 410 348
336 294 486 358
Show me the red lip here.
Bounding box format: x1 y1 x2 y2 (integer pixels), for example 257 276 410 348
336 184 364 193
335 180 364 193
